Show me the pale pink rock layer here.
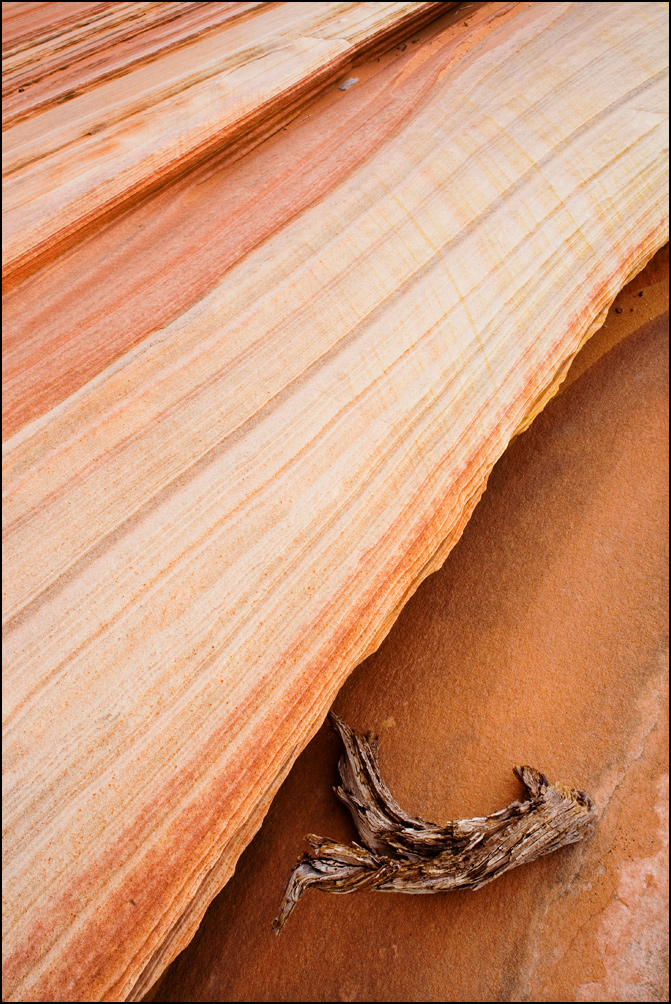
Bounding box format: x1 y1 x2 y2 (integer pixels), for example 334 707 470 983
2 3 669 1002
3 1 463 437
146 268 669 1003
2 3 269 126
2 0 447 289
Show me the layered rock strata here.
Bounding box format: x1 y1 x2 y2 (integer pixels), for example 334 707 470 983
2 2 668 1001
146 251 669 1003
2 0 447 289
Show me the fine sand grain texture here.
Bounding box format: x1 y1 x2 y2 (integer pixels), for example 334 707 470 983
2 3 669 1001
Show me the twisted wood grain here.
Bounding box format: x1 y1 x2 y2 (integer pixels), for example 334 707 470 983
2 2 667 1001
275 714 597 931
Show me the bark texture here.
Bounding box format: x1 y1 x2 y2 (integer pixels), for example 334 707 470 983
275 714 596 931
2 3 667 1000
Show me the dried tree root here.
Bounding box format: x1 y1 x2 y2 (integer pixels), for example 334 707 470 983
274 713 596 932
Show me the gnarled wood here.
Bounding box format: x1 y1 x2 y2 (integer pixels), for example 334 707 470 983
274 714 597 931
2 2 668 1001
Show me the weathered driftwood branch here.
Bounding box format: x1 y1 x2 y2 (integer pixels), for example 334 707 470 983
4 2 665 998
274 714 596 932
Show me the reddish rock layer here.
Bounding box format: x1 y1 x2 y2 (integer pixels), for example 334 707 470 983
2 2 468 439
2 1 448 291
3 3 267 127
2 5 668 1002
147 284 669 1003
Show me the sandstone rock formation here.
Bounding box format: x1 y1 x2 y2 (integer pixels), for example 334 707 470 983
2 3 668 1001
145 252 669 1003
2 0 447 289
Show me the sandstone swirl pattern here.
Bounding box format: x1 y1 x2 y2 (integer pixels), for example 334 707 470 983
2 2 668 1001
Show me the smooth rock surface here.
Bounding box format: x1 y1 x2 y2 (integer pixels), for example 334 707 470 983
2 4 668 1001
147 261 669 1004
3 1 457 436
2 1 445 288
